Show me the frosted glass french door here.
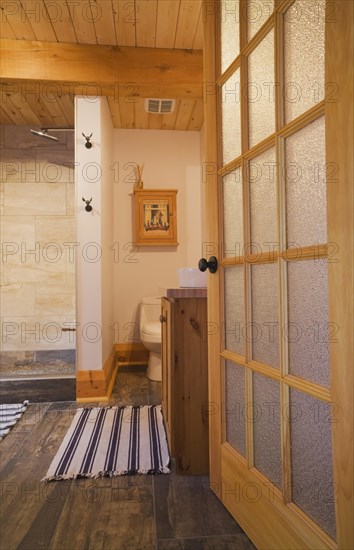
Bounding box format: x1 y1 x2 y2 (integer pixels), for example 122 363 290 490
204 1 353 548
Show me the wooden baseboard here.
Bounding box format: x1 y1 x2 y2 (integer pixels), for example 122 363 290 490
76 346 117 401
115 342 149 366
76 343 149 401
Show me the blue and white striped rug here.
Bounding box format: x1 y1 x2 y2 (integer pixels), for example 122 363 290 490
0 401 29 441
42 405 170 481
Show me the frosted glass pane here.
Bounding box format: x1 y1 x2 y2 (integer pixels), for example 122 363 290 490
284 0 325 123
223 168 243 256
221 0 240 73
253 373 281 488
285 116 327 247
249 147 277 254
290 389 336 540
288 260 330 387
248 29 275 147
224 266 245 356
247 0 274 41
251 263 279 368
222 69 241 164
225 361 246 457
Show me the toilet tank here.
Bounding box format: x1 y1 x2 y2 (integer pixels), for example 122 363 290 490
140 296 162 328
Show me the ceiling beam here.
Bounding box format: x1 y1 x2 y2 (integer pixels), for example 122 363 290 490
0 39 203 99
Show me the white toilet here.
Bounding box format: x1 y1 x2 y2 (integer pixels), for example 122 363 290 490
139 296 162 381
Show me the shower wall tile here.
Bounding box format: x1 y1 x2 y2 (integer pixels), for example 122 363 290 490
0 348 76 376
36 216 76 244
1 215 36 246
0 149 37 183
0 351 35 369
0 126 76 365
0 182 3 215
66 183 75 215
2 125 71 150
66 252 76 283
1 315 76 351
35 160 74 184
0 283 36 317
3 183 66 216
2 252 67 283
35 283 76 316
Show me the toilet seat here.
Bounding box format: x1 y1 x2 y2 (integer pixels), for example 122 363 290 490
142 321 161 337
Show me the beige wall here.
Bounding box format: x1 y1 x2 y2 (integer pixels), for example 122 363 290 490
113 129 202 341
75 97 114 371
100 99 115 365
0 125 75 353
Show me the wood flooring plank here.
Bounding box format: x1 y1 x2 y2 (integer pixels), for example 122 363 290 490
0 458 69 548
16 482 72 550
49 476 155 550
0 373 254 550
0 403 50 473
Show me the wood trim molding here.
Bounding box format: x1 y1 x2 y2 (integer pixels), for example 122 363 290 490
76 346 117 402
326 1 354 547
76 343 149 402
115 342 149 366
0 39 203 100
202 0 222 499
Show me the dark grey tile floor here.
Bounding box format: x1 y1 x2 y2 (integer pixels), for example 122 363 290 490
0 367 256 550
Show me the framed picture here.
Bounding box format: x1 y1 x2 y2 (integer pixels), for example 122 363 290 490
134 189 178 246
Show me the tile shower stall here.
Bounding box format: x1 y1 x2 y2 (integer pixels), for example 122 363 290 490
0 125 76 381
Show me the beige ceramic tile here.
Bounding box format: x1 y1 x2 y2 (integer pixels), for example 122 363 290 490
0 215 36 246
35 148 75 183
36 216 75 244
0 181 4 215
0 149 37 183
1 315 76 351
0 283 36 317
0 216 36 278
66 250 76 282
35 282 75 316
3 183 66 215
2 254 67 284
66 183 76 215
4 125 69 150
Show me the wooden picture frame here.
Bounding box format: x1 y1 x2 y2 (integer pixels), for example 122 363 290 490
134 189 178 246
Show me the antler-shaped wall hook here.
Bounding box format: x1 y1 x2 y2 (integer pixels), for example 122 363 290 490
82 197 93 212
82 132 93 149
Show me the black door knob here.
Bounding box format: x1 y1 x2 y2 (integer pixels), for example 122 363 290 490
198 256 218 274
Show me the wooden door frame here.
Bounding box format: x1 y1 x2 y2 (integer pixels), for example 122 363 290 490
203 0 353 548
326 1 354 546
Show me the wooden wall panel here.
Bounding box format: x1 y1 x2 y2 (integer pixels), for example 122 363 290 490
188 99 204 130
94 0 117 45
134 99 149 129
20 0 57 42
0 1 36 40
155 0 180 48
2 0 203 51
43 0 77 43
136 0 158 47
175 0 202 49
174 99 195 130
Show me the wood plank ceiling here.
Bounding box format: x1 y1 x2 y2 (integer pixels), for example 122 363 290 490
0 0 204 131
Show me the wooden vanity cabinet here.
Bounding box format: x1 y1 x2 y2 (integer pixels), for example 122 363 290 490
161 296 209 475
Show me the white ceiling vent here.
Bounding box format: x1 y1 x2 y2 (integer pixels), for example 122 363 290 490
145 98 176 114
